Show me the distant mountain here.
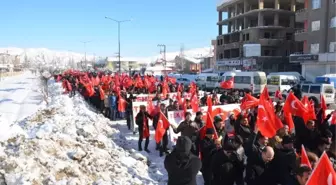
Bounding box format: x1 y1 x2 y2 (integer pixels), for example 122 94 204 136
0 46 214 67
0 47 95 67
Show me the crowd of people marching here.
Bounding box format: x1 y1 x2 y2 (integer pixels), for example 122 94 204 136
56 70 336 185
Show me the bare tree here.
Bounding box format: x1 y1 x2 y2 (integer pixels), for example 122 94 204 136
39 70 52 105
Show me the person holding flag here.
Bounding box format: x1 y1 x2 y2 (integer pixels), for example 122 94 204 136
135 105 153 153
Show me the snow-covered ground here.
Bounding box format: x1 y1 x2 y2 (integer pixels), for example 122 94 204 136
0 77 196 185
0 72 45 141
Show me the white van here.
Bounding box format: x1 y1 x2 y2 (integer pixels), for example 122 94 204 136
301 83 335 105
195 73 220 90
222 71 267 95
268 72 306 82
267 74 299 94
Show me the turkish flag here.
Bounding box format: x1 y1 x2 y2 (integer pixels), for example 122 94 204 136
98 86 105 101
257 88 283 138
240 93 259 110
301 96 317 121
154 112 170 143
220 78 234 89
118 96 126 112
331 111 336 125
191 94 199 112
207 95 213 115
199 112 218 140
147 99 156 116
275 90 283 100
306 152 336 185
284 92 309 121
301 145 312 169
211 107 228 121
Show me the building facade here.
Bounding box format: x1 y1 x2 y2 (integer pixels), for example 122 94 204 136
291 0 336 82
216 0 301 73
106 57 141 72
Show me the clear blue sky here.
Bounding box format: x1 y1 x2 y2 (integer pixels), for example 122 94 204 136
0 0 219 57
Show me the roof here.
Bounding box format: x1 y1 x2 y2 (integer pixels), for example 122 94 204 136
175 55 202 64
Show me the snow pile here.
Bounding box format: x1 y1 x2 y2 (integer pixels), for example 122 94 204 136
0 81 160 185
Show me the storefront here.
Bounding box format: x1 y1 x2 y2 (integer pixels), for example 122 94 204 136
290 53 336 82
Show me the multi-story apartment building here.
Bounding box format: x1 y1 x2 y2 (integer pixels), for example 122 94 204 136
291 0 336 81
216 0 301 73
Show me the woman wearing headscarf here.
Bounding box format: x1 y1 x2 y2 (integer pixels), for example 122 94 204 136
164 136 202 185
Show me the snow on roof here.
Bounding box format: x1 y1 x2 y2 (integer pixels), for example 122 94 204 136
177 55 202 64
146 65 172 71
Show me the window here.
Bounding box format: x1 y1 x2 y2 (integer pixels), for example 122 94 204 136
309 85 321 94
311 0 321 9
324 86 334 94
330 42 336 52
267 76 280 85
311 20 320 31
234 76 242 83
310 43 319 54
254 76 266 85
301 85 309 93
225 76 233 81
330 17 336 28
234 76 251 84
246 33 250 41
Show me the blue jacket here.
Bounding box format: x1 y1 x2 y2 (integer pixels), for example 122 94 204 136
109 95 117 107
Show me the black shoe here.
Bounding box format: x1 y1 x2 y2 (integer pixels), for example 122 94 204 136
160 152 164 157
138 148 142 151
145 149 150 153
155 146 160 150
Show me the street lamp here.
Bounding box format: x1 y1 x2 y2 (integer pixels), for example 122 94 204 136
105 16 132 73
80 41 91 69
157 44 166 75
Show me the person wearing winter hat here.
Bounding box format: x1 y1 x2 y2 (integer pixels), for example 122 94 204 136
164 136 202 185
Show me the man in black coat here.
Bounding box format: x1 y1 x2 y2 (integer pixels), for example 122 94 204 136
287 166 311 185
243 127 275 185
135 105 152 152
164 136 202 185
270 135 297 185
211 135 245 185
200 128 218 185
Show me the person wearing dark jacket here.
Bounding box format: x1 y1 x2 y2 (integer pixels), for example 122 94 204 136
200 128 218 185
287 166 311 185
135 105 152 153
234 115 252 142
125 93 136 130
164 136 202 185
244 126 275 185
270 135 297 185
194 111 204 156
211 136 245 185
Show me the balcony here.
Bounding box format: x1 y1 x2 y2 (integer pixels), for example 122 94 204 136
259 38 284 46
295 9 308 22
294 29 308 41
221 41 241 50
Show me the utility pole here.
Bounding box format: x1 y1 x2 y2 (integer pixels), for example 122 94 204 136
105 16 132 73
80 41 91 69
180 44 185 72
157 44 166 75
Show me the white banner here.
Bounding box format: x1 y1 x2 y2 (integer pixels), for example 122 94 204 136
129 91 206 102
167 104 241 146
